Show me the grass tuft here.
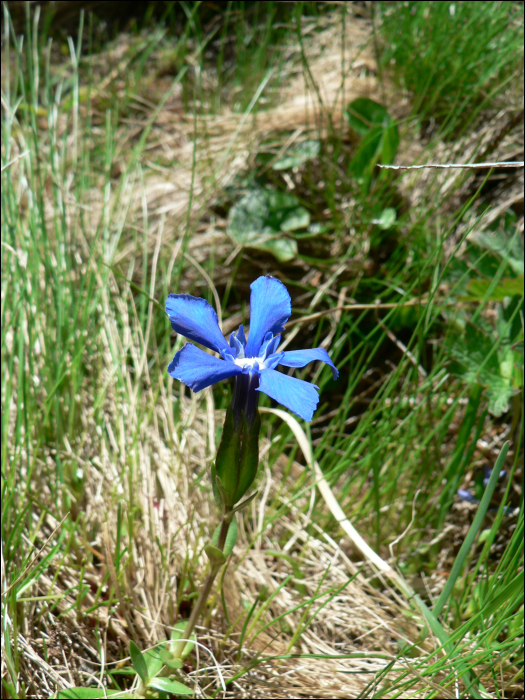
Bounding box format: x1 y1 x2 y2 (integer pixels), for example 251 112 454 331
2 2 523 698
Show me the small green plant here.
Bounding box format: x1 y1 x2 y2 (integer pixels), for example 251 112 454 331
2 3 523 698
57 623 196 698
447 308 523 418
227 188 310 261
270 139 321 171
165 275 338 640
345 97 399 191
446 215 524 417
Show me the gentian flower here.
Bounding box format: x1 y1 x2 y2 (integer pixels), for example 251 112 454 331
457 489 479 505
457 467 507 506
166 276 338 423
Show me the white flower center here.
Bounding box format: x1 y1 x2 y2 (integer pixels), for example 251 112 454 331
234 356 266 370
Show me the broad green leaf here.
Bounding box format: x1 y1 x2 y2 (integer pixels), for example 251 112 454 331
143 646 164 678
129 640 148 684
467 276 524 301
224 513 238 556
210 463 223 508
447 323 515 417
272 140 320 170
250 236 298 263
306 222 330 235
500 276 524 297
233 411 261 504
348 125 383 180
499 346 515 384
147 677 194 695
214 403 241 506
500 294 524 345
448 323 502 380
345 98 398 188
227 188 308 262
485 383 515 418
215 473 230 507
381 119 399 164
280 207 310 232
376 208 397 230
58 689 125 699
233 490 259 513
228 188 310 238
170 621 196 659
159 646 184 669
345 97 391 136
214 406 261 506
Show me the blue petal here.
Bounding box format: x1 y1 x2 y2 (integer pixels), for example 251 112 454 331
236 325 247 348
483 467 506 488
168 343 242 392
220 348 236 362
245 277 291 358
259 331 275 358
264 352 284 370
278 348 339 380
257 368 319 422
166 294 230 355
457 489 479 505
228 332 241 358
266 334 281 357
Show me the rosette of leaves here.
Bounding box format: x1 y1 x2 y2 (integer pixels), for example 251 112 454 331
447 308 522 417
445 213 524 417
271 139 320 170
57 624 196 698
345 97 399 191
227 187 310 263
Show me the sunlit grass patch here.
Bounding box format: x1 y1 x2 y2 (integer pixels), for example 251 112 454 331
375 0 524 138
1 2 523 698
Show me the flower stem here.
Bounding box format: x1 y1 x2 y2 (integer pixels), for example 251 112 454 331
173 509 232 659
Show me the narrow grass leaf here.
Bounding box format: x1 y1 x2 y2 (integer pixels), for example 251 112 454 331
433 441 510 618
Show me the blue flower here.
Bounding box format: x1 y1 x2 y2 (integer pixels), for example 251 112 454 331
166 276 338 422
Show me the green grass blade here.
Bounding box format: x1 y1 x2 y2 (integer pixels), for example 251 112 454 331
433 441 510 618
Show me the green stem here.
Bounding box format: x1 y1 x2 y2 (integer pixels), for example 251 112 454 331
173 509 232 659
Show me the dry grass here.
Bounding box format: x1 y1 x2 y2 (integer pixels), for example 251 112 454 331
64 13 382 275
15 390 421 697
3 12 416 697
2 3 523 698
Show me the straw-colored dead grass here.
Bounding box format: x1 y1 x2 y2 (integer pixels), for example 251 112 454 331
19 386 423 698
5 5 523 697
5 248 419 696
81 11 383 280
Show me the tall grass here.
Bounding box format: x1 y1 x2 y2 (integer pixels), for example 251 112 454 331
376 0 524 138
1 2 523 698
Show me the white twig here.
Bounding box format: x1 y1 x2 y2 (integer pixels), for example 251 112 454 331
378 161 524 170
389 489 421 560
260 408 417 603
